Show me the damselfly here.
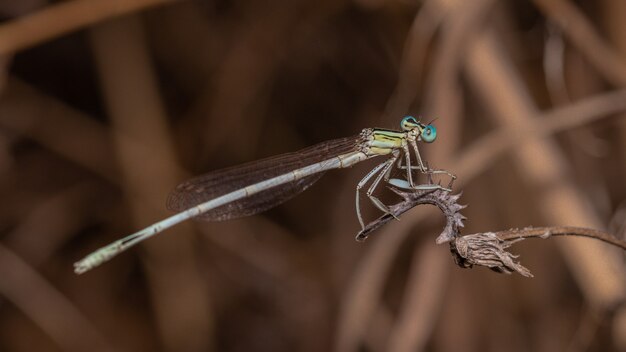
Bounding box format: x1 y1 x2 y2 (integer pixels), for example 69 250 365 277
74 116 455 274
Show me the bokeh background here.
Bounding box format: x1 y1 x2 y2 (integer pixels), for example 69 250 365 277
1 0 625 351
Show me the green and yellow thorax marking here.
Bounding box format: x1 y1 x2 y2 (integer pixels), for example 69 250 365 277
359 128 407 156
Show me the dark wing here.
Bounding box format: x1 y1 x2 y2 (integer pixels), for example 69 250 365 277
166 135 362 221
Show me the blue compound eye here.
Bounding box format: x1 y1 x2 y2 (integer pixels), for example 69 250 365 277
421 125 437 143
401 116 418 131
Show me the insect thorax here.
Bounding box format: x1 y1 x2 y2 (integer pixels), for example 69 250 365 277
358 128 407 156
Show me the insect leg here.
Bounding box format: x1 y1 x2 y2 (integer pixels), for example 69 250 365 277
410 139 428 173
356 160 389 229
366 153 399 217
402 143 415 187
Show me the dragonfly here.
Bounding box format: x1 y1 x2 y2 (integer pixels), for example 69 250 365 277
74 116 456 274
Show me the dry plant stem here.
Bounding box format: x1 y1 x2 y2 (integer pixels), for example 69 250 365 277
0 0 178 56
356 187 466 243
201 220 331 350
452 227 626 278
455 89 626 184
567 304 604 352
532 0 626 87
387 241 450 352
4 182 109 266
451 232 534 277
0 78 120 182
338 8 623 352
336 210 436 352
385 0 466 352
358 187 625 279
602 13 626 341
0 55 10 93
544 25 571 105
339 4 626 352
8 52 623 351
382 0 446 120
0 77 300 293
363 305 394 352
0 76 310 348
384 3 489 351
0 245 111 352
0 77 199 184
200 217 305 282
494 227 626 251
186 1 306 160
378 3 487 350
338 1 488 350
465 22 626 328
424 0 494 122
88 16 213 351
3 80 624 238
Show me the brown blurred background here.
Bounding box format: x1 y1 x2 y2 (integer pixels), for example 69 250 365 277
1 0 625 351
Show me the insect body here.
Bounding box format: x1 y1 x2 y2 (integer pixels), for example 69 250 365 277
74 116 455 274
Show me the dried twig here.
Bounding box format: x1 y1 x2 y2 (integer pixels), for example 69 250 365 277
533 0 626 87
451 227 626 278
455 89 626 184
361 185 626 279
386 241 449 352
450 232 534 277
380 3 494 351
382 0 447 120
0 77 125 183
356 186 466 244
0 244 111 352
0 0 178 56
338 36 626 352
484 226 626 250
89 16 213 351
4 182 111 266
465 25 626 312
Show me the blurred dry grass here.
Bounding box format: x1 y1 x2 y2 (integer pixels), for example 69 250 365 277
0 0 625 351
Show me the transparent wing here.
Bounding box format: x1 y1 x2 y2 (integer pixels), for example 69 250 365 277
166 135 362 221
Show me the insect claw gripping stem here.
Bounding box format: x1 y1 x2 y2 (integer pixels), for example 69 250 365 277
424 168 457 190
